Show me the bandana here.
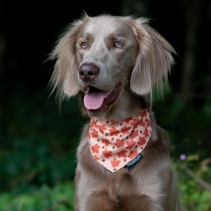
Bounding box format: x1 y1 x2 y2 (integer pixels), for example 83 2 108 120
88 109 152 172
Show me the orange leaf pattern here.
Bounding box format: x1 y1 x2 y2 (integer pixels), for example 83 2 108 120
115 138 125 148
102 149 112 158
128 150 139 160
109 127 119 136
111 158 121 168
130 119 139 127
102 138 110 147
126 140 136 150
121 125 131 135
88 109 152 172
98 125 107 134
91 144 100 153
90 129 98 138
94 155 99 160
138 137 146 146
130 130 139 139
117 150 127 158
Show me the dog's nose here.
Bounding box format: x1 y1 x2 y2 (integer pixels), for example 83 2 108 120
79 63 99 82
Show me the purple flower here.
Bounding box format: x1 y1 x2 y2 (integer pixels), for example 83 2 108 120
180 154 186 161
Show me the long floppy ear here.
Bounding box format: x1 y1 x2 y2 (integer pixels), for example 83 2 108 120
128 18 176 98
49 15 89 101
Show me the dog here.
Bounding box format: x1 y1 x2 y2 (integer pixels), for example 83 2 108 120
50 14 182 211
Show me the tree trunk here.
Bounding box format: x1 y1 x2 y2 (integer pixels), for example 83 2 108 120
0 0 6 76
179 0 201 100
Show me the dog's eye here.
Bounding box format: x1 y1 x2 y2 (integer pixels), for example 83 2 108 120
81 42 87 48
114 41 122 48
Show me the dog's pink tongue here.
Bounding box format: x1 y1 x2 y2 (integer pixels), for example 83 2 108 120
84 91 109 110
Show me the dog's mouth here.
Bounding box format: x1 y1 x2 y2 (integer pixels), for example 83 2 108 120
83 83 122 111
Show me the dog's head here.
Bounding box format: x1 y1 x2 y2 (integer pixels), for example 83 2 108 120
50 14 175 117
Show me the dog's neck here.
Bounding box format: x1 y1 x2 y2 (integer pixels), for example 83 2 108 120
105 93 149 121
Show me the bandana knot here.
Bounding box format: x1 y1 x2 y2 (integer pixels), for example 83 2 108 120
88 109 152 172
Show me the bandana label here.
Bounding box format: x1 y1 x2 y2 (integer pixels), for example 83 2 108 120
125 153 143 169
88 109 152 172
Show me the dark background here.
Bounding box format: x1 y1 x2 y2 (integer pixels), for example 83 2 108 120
0 0 211 193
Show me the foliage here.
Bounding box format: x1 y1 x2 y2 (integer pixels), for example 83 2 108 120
0 158 211 211
152 86 211 159
0 182 74 211
0 86 85 192
0 135 77 193
174 154 211 211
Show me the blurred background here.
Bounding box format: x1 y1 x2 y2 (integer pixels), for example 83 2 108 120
0 0 211 210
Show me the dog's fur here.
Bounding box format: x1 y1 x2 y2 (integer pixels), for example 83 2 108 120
50 14 182 211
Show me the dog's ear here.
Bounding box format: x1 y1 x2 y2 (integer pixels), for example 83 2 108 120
128 18 176 98
49 15 89 100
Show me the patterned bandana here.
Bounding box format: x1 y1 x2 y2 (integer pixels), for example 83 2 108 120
88 109 152 172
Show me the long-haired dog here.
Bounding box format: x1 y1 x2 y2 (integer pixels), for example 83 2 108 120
50 14 182 211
